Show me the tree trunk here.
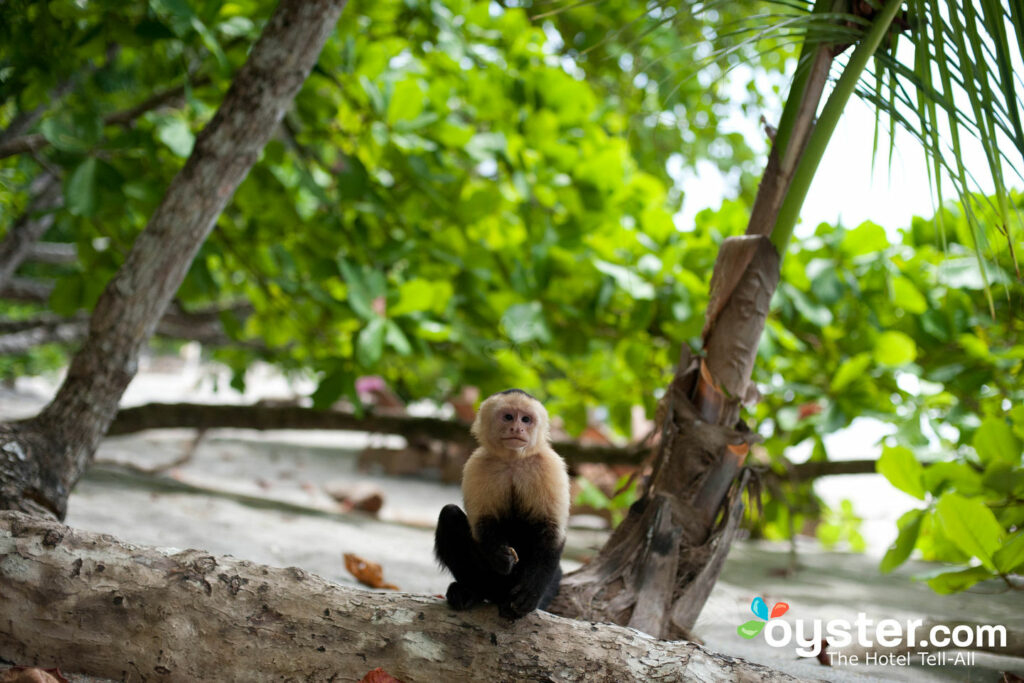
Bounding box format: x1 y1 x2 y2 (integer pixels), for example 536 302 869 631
0 511 806 683
548 14 843 638
0 0 347 520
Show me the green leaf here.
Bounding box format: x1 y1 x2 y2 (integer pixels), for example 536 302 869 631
892 277 927 314
312 368 354 410
40 111 102 152
785 284 833 326
831 353 872 392
1010 406 1024 442
921 462 983 496
65 158 98 217
880 509 924 573
391 279 452 316
993 532 1024 574
338 259 382 321
573 477 610 509
48 276 84 315
920 565 994 594
593 261 655 300
973 417 1021 465
384 319 412 355
876 446 925 500
501 303 550 344
873 331 917 367
840 222 889 256
356 317 386 367
934 493 1003 571
337 155 369 201
155 117 195 157
387 79 426 126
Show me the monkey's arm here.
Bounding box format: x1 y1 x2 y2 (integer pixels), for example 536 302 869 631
474 517 518 575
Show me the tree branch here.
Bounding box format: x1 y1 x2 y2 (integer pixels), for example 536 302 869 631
0 303 255 354
0 174 63 288
0 511 803 682
0 80 207 161
101 401 884 478
0 276 53 303
24 242 77 265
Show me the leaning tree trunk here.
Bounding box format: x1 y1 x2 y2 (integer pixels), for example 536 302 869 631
0 511 806 683
0 0 347 520
548 17 844 639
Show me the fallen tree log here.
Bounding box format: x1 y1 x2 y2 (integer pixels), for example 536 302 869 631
0 511 803 682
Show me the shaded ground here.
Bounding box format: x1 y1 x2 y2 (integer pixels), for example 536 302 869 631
2 371 1022 682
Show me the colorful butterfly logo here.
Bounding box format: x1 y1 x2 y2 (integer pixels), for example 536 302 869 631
737 596 789 639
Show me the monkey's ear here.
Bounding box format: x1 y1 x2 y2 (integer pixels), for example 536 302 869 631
470 396 491 442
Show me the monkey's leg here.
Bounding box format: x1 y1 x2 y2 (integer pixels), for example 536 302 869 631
537 563 562 610
501 524 564 620
434 504 490 610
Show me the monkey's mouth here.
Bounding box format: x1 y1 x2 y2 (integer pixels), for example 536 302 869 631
502 437 528 445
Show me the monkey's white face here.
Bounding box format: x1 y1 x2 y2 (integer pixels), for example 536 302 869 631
493 403 539 452
471 391 550 455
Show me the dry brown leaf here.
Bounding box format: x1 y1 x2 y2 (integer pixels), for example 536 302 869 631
343 553 399 590
359 667 403 683
0 667 69 683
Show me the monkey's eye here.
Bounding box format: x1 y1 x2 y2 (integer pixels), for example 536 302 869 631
521 415 532 424
503 413 514 421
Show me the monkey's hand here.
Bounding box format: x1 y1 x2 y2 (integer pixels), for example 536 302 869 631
486 544 519 575
501 579 543 620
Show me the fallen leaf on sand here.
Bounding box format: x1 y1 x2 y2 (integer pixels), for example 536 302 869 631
344 553 399 590
359 667 403 683
0 667 69 683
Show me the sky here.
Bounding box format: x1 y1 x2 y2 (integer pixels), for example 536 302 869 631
675 69 1011 241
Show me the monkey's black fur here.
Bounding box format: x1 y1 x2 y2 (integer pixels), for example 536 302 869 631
434 502 563 620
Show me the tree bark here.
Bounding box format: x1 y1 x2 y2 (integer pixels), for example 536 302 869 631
0 511 805 683
0 0 347 519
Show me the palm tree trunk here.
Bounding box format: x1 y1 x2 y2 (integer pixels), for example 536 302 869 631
550 0 904 638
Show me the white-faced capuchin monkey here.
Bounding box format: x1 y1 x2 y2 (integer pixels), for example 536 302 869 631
434 389 570 620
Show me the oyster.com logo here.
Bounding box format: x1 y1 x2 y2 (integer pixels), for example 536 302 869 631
737 596 789 639
734 595 1006 666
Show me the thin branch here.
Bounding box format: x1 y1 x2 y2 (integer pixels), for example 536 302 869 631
24 242 77 265
0 276 54 302
0 173 63 288
0 303 255 354
0 79 207 161
100 401 888 478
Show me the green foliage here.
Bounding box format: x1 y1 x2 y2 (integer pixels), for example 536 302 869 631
1 0 764 431
753 192 1024 593
573 474 639 528
816 499 866 552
